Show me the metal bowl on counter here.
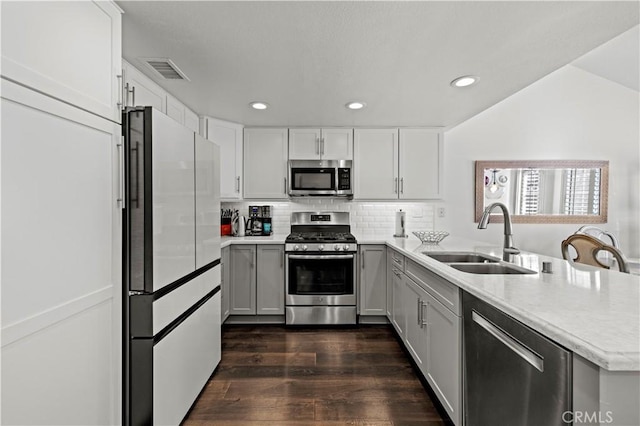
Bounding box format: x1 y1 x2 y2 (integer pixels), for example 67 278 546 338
412 230 449 244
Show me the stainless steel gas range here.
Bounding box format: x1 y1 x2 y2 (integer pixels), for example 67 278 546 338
285 212 357 325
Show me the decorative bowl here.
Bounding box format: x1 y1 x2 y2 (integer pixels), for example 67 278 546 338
412 230 449 244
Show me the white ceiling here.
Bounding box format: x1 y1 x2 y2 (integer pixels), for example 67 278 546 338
118 1 639 128
572 25 639 92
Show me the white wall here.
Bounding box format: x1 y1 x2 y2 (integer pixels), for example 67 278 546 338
441 65 639 258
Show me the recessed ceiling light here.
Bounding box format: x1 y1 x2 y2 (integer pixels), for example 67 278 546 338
250 102 268 110
450 76 478 88
346 101 366 110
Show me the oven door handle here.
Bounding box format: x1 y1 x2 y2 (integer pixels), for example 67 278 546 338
287 254 355 260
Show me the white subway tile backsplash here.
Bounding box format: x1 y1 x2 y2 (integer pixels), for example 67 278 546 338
222 199 436 236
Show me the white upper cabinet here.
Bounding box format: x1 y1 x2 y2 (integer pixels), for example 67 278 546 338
399 129 442 199
354 129 399 199
244 128 289 199
1 1 122 123
289 128 321 159
204 117 244 200
322 128 353 159
289 128 353 160
167 94 200 133
166 93 186 124
354 128 443 200
184 108 200 133
122 60 166 113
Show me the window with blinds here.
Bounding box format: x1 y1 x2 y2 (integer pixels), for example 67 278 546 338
563 168 600 215
517 169 540 215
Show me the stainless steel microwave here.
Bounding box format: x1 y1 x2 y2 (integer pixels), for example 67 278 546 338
288 160 353 197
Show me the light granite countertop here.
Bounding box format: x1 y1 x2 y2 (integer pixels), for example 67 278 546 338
221 233 640 371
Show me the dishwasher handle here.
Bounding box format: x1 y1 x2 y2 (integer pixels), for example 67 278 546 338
472 311 544 372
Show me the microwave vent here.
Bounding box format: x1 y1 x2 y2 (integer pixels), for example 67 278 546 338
141 58 190 81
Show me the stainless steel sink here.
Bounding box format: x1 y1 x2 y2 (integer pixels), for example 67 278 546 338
449 263 536 275
424 251 536 275
425 252 499 263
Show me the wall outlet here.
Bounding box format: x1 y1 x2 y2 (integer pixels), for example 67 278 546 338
438 207 446 218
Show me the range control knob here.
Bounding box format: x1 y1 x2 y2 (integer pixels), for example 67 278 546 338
334 244 341 251
318 244 325 251
302 245 308 251
294 245 300 251
343 244 350 251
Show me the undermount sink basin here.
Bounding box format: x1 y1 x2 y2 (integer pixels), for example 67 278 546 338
425 252 499 263
449 263 536 275
424 251 536 275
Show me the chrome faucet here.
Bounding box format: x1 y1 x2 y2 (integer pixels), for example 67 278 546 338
478 202 520 262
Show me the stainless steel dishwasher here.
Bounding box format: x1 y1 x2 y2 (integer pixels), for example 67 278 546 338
463 292 572 426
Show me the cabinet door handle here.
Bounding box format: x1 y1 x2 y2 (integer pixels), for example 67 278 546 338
321 138 325 155
116 75 123 109
316 138 319 154
124 82 130 106
131 86 136 107
361 251 365 269
421 301 428 327
400 178 404 194
284 177 287 194
394 177 398 194
417 297 422 325
236 176 240 193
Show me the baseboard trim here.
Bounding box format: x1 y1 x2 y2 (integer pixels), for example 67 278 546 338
224 315 285 325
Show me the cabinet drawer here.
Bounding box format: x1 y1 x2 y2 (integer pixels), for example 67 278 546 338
405 259 460 316
389 249 405 272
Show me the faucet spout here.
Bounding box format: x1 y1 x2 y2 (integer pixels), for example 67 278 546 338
478 202 520 261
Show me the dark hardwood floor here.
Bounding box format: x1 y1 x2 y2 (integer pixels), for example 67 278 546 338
183 325 448 425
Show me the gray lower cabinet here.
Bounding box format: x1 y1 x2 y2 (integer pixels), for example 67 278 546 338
387 254 462 426
229 245 257 314
221 246 231 321
426 291 461 424
359 245 387 315
256 245 285 315
228 244 285 317
391 268 405 338
404 276 428 370
388 249 405 336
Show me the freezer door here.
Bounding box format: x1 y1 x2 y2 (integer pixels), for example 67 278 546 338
195 133 221 268
153 289 221 425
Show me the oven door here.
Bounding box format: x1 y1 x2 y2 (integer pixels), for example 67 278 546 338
286 253 356 306
289 165 337 196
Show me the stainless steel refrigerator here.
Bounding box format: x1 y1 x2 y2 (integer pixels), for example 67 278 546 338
122 107 221 425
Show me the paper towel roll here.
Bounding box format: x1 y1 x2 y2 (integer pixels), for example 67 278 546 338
394 210 406 237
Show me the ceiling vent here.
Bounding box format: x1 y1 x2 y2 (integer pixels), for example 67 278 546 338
141 58 190 81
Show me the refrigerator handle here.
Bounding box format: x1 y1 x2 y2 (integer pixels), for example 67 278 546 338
117 138 125 209
131 141 140 208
